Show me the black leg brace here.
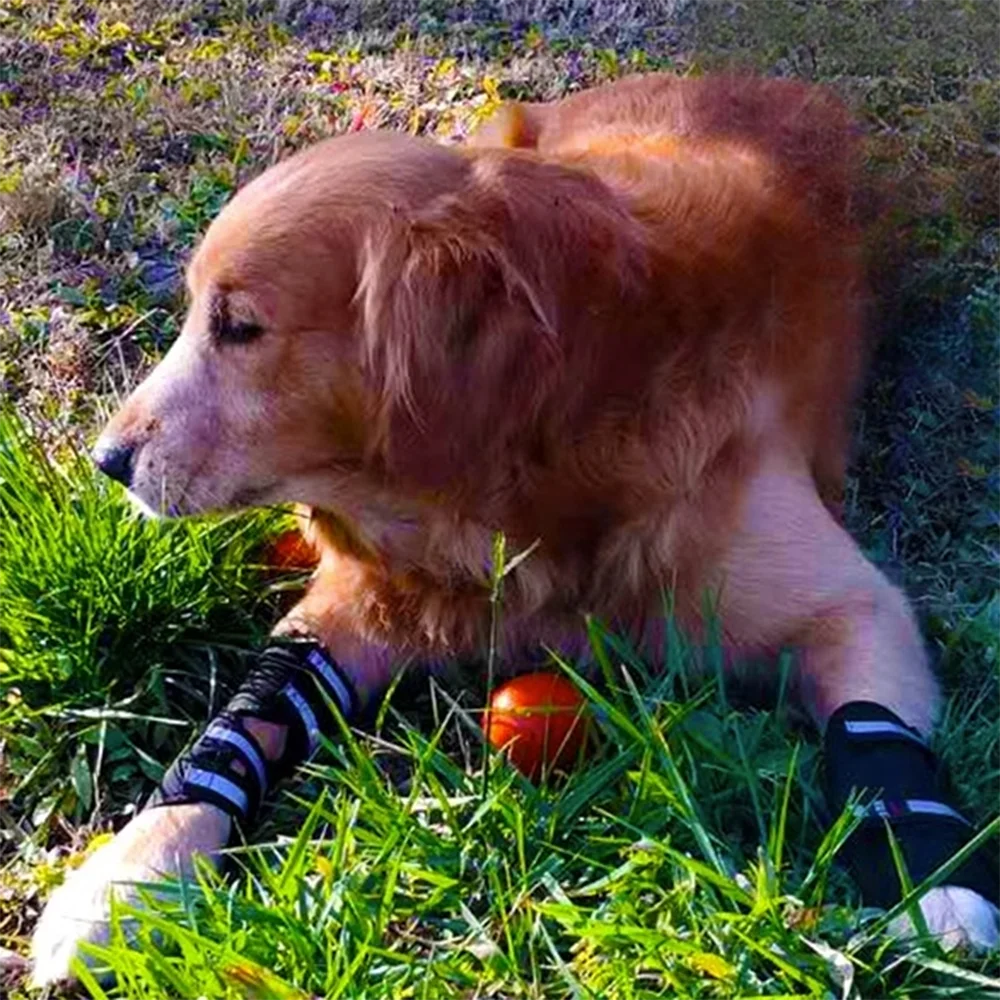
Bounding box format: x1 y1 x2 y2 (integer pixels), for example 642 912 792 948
146 640 359 836
825 701 999 910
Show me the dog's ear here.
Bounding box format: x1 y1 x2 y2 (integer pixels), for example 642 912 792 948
468 102 545 149
358 153 647 492
357 165 562 490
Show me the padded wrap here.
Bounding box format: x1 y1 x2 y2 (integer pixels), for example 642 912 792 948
824 701 999 909
147 714 269 824
147 640 358 828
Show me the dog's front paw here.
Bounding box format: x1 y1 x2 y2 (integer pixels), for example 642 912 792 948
889 886 1000 953
30 803 231 989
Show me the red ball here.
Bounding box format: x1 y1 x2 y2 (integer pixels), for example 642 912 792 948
263 528 318 573
483 672 590 780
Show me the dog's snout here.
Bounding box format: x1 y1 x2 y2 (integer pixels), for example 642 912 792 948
92 441 136 487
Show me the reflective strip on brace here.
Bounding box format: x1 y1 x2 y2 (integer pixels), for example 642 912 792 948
307 648 355 718
843 718 928 748
852 797 971 826
281 681 322 757
203 718 269 792
277 644 357 759
182 767 250 817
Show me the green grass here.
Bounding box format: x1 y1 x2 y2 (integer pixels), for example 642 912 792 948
36 637 1000 997
0 0 998 996
1 409 998 997
0 409 286 962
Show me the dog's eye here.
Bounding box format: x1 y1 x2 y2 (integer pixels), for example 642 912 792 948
211 296 264 346
224 319 265 344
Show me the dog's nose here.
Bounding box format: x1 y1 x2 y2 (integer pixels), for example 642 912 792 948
92 441 136 487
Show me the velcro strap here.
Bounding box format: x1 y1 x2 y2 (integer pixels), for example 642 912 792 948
280 646 357 756
228 642 358 769
147 714 269 824
825 701 999 908
146 640 359 828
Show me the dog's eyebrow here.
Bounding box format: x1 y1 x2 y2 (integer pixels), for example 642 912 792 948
210 292 264 346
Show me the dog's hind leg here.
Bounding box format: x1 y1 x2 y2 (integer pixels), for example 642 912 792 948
713 450 999 950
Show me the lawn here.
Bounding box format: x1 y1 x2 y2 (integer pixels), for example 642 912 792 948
0 1 998 996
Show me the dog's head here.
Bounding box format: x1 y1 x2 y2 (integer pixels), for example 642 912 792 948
94 130 640 535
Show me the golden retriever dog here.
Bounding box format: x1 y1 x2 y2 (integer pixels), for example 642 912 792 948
31 74 998 985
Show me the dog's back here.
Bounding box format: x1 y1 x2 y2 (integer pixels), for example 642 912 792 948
472 76 866 614
474 73 858 233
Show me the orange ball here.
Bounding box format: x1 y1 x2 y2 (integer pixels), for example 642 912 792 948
483 672 590 780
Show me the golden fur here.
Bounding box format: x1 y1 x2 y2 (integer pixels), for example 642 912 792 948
35 75 997 988
97 74 878 697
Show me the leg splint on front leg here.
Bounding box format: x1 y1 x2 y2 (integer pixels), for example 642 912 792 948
715 454 999 948
147 640 359 833
824 700 999 910
29 640 363 988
